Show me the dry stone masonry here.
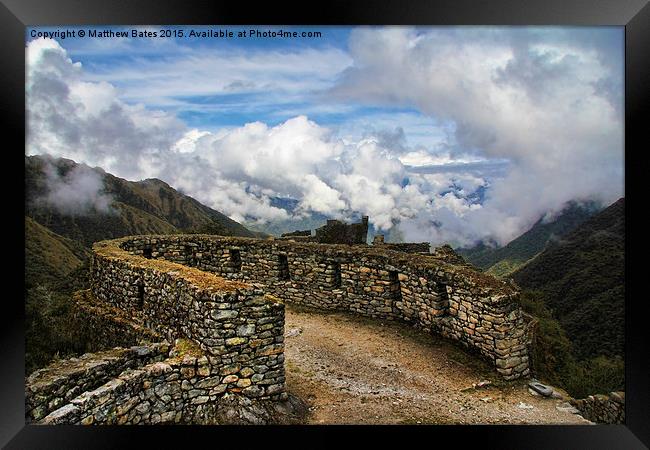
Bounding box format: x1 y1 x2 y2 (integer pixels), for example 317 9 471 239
116 234 531 380
66 289 163 353
32 339 293 425
26 233 533 425
570 391 625 424
280 216 369 244
26 343 170 423
372 234 431 254
314 216 369 244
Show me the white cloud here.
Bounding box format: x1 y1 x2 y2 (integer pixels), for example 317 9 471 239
38 157 115 215
399 150 485 167
26 38 186 180
25 40 420 228
172 129 211 153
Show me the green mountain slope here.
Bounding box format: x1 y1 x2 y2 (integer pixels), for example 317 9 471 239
458 201 601 276
25 216 91 288
25 216 93 374
512 197 624 360
25 155 257 247
109 176 256 237
26 201 179 248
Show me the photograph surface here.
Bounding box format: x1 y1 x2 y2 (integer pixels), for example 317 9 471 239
24 25 625 425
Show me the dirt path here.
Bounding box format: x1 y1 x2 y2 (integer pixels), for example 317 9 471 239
283 304 589 425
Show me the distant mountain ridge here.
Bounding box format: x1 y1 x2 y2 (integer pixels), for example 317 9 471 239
25 154 258 247
457 200 602 276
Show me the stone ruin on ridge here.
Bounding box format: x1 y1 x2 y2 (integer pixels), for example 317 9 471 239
26 215 535 425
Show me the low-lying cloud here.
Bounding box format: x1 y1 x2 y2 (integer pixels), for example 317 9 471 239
38 158 115 215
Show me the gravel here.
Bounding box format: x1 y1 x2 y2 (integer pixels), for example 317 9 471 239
283 305 589 425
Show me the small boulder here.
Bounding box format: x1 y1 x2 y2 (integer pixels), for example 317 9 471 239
528 381 553 397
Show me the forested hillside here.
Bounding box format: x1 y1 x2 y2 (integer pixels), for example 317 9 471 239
513 198 625 398
458 201 600 277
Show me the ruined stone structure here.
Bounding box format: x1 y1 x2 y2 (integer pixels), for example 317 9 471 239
314 216 369 244
26 238 286 425
430 244 473 266
280 229 311 238
372 234 431 254
278 217 368 245
570 391 625 424
26 233 533 425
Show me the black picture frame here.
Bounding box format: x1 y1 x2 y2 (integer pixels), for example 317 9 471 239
3 0 648 447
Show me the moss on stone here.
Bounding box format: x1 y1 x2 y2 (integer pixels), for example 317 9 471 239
94 238 254 294
171 338 205 359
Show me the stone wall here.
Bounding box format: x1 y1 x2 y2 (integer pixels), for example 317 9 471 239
570 392 625 424
280 230 311 237
116 234 531 380
66 290 162 354
372 234 431 254
32 339 295 425
276 235 315 243
28 233 532 425
27 237 290 425
26 343 170 423
314 216 368 244
90 240 286 400
376 241 431 254
430 244 471 266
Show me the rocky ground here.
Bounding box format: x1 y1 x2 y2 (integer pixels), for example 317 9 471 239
283 304 590 425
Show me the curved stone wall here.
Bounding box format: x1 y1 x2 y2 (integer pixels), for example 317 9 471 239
111 234 531 380
27 237 288 425
65 289 163 354
28 233 533 425
31 339 291 425
90 238 286 398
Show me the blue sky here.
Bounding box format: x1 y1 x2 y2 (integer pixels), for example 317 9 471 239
25 26 624 246
26 26 475 147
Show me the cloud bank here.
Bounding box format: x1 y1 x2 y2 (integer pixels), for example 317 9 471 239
37 157 115 215
26 28 624 247
330 27 624 244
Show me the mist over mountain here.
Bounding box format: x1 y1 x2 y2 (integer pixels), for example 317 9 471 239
450 198 625 398
26 154 258 247
26 32 623 249
24 28 626 407
457 200 603 276
245 197 329 237
247 196 407 244
23 154 626 401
